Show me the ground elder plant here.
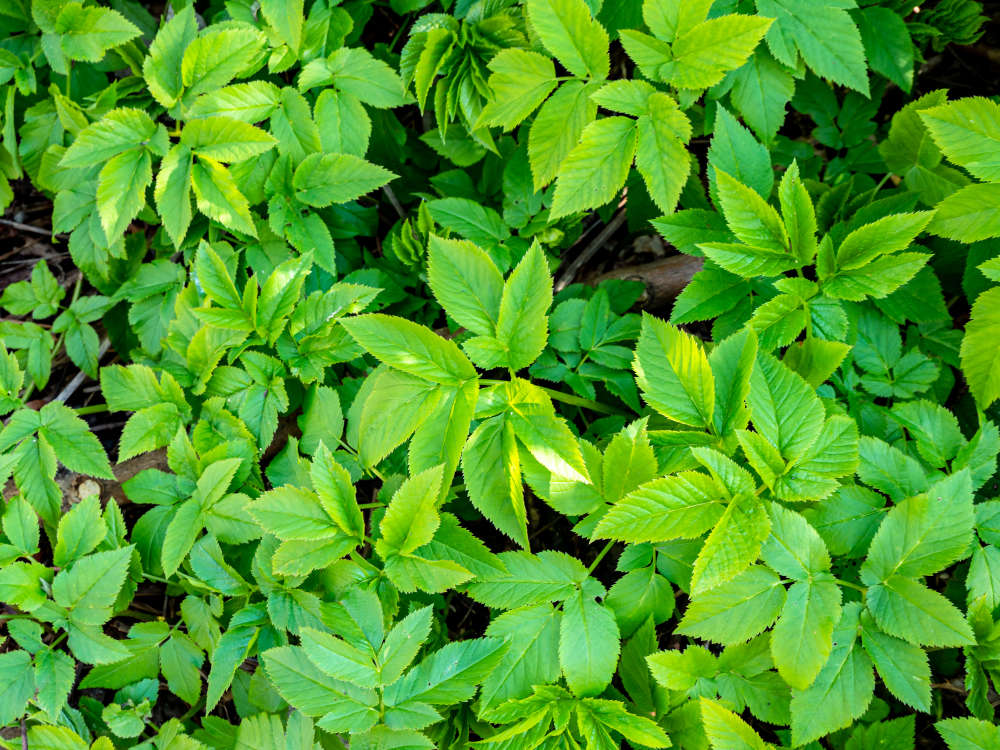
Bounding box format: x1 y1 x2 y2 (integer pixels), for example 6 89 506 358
0 0 998 748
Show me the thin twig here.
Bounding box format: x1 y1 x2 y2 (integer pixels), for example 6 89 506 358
54 337 111 403
0 217 64 238
382 185 406 220
554 206 628 292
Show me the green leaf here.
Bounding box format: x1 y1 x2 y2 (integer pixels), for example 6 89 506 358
55 2 141 62
789 603 874 746
921 98 1000 182
479 49 558 131
383 637 508 706
342 314 477 385
526 0 610 80
708 105 774 200
928 183 1000 243
857 7 914 92
293 153 395 207
357 369 441 467
577 698 671 747
378 465 444 557
0 651 34 725
189 81 282 122
594 471 723 543
691 493 770 594
263 645 375 718
61 109 157 168
260 0 303 53
191 157 257 237
761 503 830 580
936 717 1000 750
3 496 39 556
867 575 974 647
311 444 363 541
379 606 433 687
730 48 795 143
835 212 933 270
160 633 203 705
464 550 586 609
181 117 276 163
771 576 841 690
635 93 691 213
300 627 378 689
755 0 869 95
606 567 674 636
601 419 658 503
700 697 767 750
715 168 789 252
143 7 198 108
748 352 823 464
778 161 817 263
678 565 785 645
860 611 930 711
634 314 714 428
493 244 552 371
462 417 527 547
38 402 113 479
961 286 1000 408
427 198 510 246
427 236 503 337
708 328 757 438
860 471 974 584
481 605 562 710
666 14 773 89
550 116 636 219
510 411 589 484
408 380 478 498
560 589 620 697
320 47 408 108
528 80 598 191
52 546 133 626
641 0 713 41
160 499 203 578
53 494 105 567
181 27 266 101
250 486 338 541
155 144 193 247
33 649 75 718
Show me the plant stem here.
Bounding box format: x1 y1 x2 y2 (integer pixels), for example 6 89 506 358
587 540 615 574
75 403 109 415
834 578 867 593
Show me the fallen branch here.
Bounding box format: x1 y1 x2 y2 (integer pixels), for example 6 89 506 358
588 254 703 311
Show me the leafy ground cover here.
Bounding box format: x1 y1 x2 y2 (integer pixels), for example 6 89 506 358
0 0 1000 748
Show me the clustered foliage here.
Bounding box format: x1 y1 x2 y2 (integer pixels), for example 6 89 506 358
0 0 998 748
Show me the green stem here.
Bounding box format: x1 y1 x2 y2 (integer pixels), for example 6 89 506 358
834 578 867 593
357 502 384 510
74 403 109 415
176 695 205 724
586 540 615 575
868 173 892 203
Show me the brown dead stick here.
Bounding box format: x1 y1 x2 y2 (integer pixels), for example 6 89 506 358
588 254 703 311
